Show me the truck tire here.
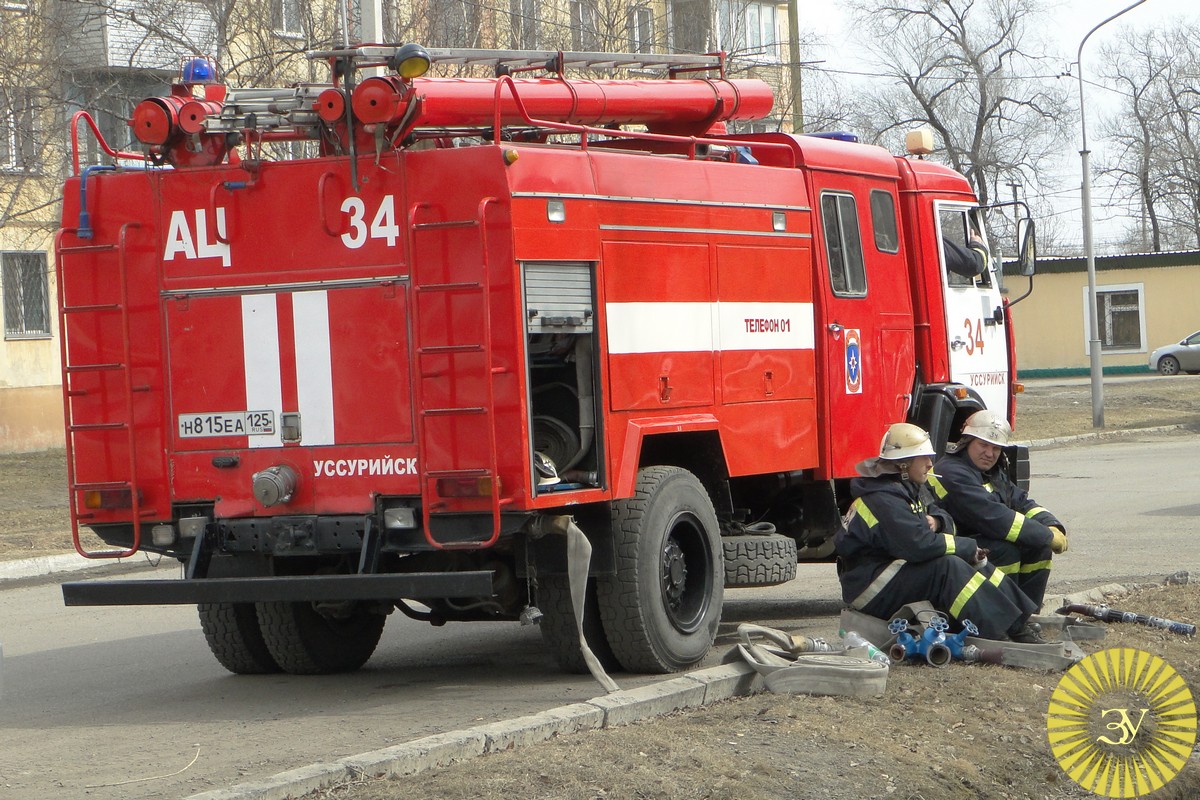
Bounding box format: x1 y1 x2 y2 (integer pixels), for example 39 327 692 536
723 533 798 587
255 601 386 674
198 602 281 674
537 575 620 674
598 466 723 673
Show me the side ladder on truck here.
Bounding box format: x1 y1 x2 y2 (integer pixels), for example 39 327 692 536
410 197 510 548
55 223 152 558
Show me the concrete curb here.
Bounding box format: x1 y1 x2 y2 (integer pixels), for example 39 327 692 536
0 552 105 582
185 663 763 800
1018 423 1189 450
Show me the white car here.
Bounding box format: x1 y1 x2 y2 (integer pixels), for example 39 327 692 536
1149 330 1200 375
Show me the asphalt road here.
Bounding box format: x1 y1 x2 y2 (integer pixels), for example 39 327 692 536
0 432 1195 798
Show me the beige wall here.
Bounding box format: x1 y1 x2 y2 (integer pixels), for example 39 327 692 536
1008 262 1200 373
1 229 62 452
0 385 64 452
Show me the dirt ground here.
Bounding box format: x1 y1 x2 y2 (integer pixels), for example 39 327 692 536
3 375 1199 799
323 581 1200 800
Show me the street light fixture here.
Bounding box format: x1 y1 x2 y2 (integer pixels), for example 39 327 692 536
1077 0 1147 429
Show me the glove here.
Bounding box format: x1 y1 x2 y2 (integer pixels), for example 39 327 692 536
1049 527 1068 554
973 547 990 571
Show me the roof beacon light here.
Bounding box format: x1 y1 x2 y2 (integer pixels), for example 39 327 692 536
390 43 431 79
181 57 219 85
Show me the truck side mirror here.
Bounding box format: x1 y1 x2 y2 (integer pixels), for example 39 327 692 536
1016 218 1036 277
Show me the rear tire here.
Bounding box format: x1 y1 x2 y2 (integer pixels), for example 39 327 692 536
537 575 621 674
1158 355 1181 375
256 601 386 674
599 466 723 673
723 533 798 587
198 602 281 675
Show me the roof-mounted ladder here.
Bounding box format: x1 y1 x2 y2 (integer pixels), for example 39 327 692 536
308 46 726 77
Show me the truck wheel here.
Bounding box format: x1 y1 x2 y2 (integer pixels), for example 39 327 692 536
723 533 798 587
599 466 723 673
198 602 281 674
255 601 386 674
537 575 621 674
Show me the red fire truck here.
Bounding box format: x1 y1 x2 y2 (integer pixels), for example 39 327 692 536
56 45 1035 677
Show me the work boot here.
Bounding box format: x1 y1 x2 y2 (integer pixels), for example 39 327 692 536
1008 621 1055 644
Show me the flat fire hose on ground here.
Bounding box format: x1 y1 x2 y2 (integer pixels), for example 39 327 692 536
732 623 888 697
533 515 620 693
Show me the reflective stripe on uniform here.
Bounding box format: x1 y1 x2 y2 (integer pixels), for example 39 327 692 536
1005 512 1024 542
1025 506 1049 519
987 570 1006 588
943 533 956 555
849 559 906 610
851 498 879 528
949 572 987 618
927 474 948 499
996 562 1019 575
982 482 995 493
1020 559 1052 574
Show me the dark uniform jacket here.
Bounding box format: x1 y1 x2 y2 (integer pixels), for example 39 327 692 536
930 449 1063 549
835 474 980 602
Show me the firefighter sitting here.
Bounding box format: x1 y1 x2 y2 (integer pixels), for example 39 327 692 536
929 410 1067 612
835 422 1046 643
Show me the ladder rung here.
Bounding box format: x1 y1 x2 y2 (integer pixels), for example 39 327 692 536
427 469 490 478
414 220 478 230
70 422 128 432
416 281 483 292
58 243 117 254
74 480 131 490
62 303 121 314
67 362 124 373
419 344 483 355
424 407 486 416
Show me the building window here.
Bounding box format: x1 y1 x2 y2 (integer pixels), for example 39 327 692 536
715 0 778 61
0 89 36 172
820 192 866 297
1084 284 1145 354
274 0 303 36
3 251 50 339
629 7 653 52
571 0 600 50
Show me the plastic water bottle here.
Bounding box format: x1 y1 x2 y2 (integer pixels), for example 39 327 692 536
841 630 892 665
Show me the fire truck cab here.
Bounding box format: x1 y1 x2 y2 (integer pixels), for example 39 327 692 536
56 46 1033 677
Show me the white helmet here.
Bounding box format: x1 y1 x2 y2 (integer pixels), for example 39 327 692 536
533 452 560 487
878 422 936 461
959 410 1011 447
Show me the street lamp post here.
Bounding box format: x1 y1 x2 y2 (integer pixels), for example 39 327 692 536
1077 0 1147 429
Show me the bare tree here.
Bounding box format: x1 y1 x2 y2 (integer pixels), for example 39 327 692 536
845 0 1070 211
1098 20 1200 251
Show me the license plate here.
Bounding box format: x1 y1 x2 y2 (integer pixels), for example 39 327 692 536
178 411 275 438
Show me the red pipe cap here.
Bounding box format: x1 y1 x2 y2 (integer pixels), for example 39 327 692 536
131 98 178 145
315 88 346 122
351 77 406 125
